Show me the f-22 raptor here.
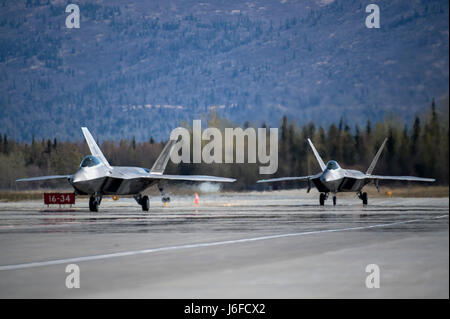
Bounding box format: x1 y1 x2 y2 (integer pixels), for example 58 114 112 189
257 138 435 205
17 127 235 211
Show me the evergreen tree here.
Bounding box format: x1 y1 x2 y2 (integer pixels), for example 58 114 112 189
366 120 371 135
3 134 8 155
411 116 421 155
46 139 52 154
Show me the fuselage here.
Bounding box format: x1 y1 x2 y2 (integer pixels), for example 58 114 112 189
312 160 370 193
69 156 154 195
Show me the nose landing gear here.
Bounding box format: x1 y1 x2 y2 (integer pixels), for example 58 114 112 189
89 195 102 212
319 193 328 206
319 193 337 206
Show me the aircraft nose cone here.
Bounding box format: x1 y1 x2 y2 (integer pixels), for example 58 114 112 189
71 172 83 183
321 172 334 183
322 176 331 183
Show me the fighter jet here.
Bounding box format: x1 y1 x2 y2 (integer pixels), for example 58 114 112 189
16 127 235 211
257 138 435 206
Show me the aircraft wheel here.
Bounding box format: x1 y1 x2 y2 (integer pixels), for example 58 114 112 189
142 195 150 211
319 193 325 206
89 196 99 212
362 192 368 205
162 196 170 203
333 195 337 206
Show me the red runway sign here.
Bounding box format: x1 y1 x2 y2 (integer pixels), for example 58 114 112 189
44 193 75 205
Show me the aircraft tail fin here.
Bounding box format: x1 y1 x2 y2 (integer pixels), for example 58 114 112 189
366 138 388 175
150 139 177 174
81 127 112 169
307 138 326 171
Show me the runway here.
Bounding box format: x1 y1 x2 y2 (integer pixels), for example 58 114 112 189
0 191 448 298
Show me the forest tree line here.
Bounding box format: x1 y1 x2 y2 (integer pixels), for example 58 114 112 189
0 99 448 191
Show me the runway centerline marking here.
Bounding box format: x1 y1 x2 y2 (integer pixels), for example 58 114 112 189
0 214 447 271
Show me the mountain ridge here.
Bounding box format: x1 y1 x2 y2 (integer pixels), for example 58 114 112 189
0 0 448 141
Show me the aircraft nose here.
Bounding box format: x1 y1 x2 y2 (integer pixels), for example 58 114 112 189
321 172 333 183
71 171 83 183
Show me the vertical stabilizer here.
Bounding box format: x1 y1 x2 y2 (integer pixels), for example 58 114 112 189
307 138 326 171
81 127 112 169
366 138 388 175
150 140 177 174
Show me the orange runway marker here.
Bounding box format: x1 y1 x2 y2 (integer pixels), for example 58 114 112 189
194 192 199 206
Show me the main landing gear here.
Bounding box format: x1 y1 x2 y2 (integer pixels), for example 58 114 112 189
134 194 150 211
133 186 171 212
319 193 337 206
358 191 368 205
89 195 102 212
319 193 327 206
159 185 170 204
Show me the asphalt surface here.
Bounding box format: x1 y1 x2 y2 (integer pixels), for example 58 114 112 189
0 191 448 298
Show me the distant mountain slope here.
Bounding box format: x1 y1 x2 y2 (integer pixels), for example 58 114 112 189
0 0 448 141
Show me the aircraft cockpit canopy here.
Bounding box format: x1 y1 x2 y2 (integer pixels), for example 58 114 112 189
80 155 101 168
326 160 340 170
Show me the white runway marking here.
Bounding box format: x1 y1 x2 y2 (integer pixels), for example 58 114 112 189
0 215 447 271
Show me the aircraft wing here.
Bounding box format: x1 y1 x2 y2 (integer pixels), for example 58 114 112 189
147 174 236 183
115 171 236 183
257 174 320 183
365 175 435 182
16 175 72 182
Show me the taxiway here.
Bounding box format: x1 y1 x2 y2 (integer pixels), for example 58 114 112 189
0 191 448 298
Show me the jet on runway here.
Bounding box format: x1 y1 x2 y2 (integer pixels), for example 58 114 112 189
257 138 435 205
17 127 235 211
